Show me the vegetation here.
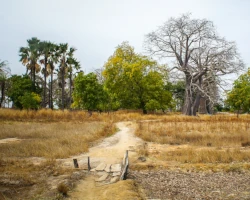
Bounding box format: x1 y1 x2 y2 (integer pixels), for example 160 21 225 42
226 69 250 114
7 75 41 109
0 121 115 159
0 113 115 199
0 14 247 115
1 12 250 200
136 116 250 164
103 42 173 113
72 72 106 113
18 38 80 110
145 14 243 116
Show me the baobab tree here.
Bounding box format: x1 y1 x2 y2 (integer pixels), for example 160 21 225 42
145 14 244 116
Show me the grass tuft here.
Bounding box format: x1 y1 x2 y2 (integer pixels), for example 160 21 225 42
57 182 69 196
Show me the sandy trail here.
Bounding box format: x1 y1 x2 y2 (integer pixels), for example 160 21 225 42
60 121 143 168
68 121 144 200
0 137 22 144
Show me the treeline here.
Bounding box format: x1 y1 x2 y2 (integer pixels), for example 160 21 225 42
1 38 80 110
0 14 247 115
0 41 184 113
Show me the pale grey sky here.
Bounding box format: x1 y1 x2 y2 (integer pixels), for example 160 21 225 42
1 0 250 75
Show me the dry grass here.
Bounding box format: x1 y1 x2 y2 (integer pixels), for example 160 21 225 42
136 116 250 164
0 108 174 122
0 121 115 159
0 109 117 199
136 120 250 147
160 147 250 163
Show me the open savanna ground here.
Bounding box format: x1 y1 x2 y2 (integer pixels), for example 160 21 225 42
0 109 117 199
131 115 250 199
135 115 250 167
1 109 250 199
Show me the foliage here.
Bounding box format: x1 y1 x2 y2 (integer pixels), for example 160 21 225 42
72 72 106 111
103 42 173 113
19 37 41 86
166 81 185 111
226 69 250 113
7 75 41 109
20 92 41 110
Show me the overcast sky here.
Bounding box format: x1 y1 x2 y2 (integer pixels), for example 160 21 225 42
1 0 250 77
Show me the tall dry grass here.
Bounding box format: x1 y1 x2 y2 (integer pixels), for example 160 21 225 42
136 117 250 164
0 121 115 159
160 147 250 163
136 120 250 147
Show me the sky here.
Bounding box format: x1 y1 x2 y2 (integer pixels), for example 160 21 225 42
1 0 250 78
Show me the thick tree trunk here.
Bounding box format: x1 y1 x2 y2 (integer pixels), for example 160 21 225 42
183 75 204 116
182 77 192 116
191 78 202 116
191 93 201 116
199 97 207 114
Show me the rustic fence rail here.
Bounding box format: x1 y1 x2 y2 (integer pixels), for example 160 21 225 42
120 150 129 180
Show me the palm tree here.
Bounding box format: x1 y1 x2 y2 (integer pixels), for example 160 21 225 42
67 58 80 108
39 41 55 108
19 37 41 88
57 44 78 110
47 44 60 109
0 60 11 108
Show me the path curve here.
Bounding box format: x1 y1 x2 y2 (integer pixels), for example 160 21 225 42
60 121 143 168
68 121 144 199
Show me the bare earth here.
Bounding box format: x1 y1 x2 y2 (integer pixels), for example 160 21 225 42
0 138 22 144
2 121 250 199
68 121 144 200
67 121 250 200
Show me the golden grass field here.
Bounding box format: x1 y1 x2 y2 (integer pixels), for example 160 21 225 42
1 109 250 199
135 115 250 169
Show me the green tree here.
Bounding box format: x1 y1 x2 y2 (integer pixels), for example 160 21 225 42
226 69 250 114
7 75 41 109
19 37 41 87
103 42 173 113
20 92 41 110
72 72 106 114
166 81 185 111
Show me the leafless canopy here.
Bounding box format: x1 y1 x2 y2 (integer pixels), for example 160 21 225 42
145 14 244 115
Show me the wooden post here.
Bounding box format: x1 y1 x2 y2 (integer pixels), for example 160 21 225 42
73 159 79 168
88 156 91 171
120 150 129 180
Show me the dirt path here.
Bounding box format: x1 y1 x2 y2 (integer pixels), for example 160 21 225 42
68 121 143 200
0 137 22 144
60 121 143 168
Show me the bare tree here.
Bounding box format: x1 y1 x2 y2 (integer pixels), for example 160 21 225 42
145 14 244 116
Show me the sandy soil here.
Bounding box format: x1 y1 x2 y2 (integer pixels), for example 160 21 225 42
59 121 143 168
68 121 144 200
0 137 22 144
130 170 250 200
